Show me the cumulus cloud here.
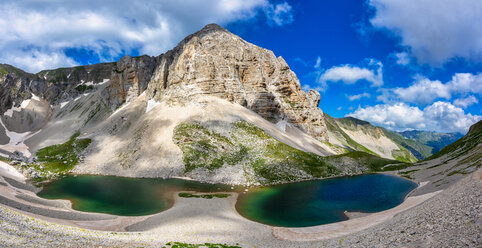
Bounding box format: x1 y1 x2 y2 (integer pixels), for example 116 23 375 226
454 95 478 108
379 72 482 106
392 78 451 105
0 0 293 72
348 101 481 133
347 92 371 101
319 59 383 88
394 52 410 66
369 0 482 64
264 2 294 26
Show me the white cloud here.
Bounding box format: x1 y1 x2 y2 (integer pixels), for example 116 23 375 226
0 0 293 72
302 84 324 92
369 0 482 64
264 2 294 26
379 72 482 106
448 73 482 95
393 78 451 105
348 101 481 133
319 60 383 87
337 106 342 111
347 92 371 101
314 56 321 68
454 95 478 108
394 52 410 66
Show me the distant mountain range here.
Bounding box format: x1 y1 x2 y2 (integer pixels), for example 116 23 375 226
324 114 463 161
398 130 463 156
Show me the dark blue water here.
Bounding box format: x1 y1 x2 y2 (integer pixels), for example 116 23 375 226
236 173 417 227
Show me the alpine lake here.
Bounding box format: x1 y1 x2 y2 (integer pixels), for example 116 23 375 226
38 173 417 227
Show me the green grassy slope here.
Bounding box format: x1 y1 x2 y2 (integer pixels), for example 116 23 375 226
382 129 433 160
399 130 463 155
325 114 417 163
174 120 407 185
425 120 482 161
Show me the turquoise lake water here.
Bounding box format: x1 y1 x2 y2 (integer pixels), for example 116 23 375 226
38 173 416 226
236 174 417 227
37 175 233 216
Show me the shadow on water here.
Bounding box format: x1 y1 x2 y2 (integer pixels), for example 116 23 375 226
38 175 235 216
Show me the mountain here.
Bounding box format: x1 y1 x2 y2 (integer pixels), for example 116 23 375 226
324 114 420 163
0 23 456 185
397 120 481 194
324 114 467 161
426 120 481 162
0 24 358 185
398 130 463 155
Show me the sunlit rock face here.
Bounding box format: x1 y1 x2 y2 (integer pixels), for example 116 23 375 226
147 24 328 141
0 23 329 143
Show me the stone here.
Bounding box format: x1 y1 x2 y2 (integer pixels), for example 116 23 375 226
109 55 157 108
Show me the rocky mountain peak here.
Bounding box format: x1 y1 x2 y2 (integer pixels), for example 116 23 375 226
199 23 228 33
0 24 329 142
145 23 329 141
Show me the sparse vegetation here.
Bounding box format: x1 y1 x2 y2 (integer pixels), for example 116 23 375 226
178 192 231 199
0 155 11 163
164 242 241 248
174 120 409 185
0 65 7 77
425 121 481 161
324 114 377 155
36 131 91 173
174 121 340 184
75 84 94 92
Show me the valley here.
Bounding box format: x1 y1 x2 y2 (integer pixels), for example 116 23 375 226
0 24 480 247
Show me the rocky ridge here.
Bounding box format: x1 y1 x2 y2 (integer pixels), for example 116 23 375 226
1 24 328 143
146 24 327 141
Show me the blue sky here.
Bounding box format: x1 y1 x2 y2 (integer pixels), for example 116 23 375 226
0 0 481 133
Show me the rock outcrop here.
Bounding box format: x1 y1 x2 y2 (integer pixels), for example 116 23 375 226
109 55 157 108
147 24 328 141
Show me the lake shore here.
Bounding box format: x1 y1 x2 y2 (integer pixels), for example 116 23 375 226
0 160 480 247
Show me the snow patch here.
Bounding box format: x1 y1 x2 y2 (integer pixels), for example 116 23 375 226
31 93 40 101
99 78 110 85
275 118 290 133
60 101 70 109
112 102 131 116
3 96 34 117
84 81 94 86
0 119 40 157
146 99 161 113
73 93 91 102
20 99 31 109
0 161 25 181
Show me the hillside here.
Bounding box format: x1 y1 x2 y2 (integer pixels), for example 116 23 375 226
397 120 481 195
324 114 466 162
399 130 463 155
324 114 419 163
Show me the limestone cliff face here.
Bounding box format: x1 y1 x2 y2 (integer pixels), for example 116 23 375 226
109 55 157 108
147 24 328 141
0 24 329 142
